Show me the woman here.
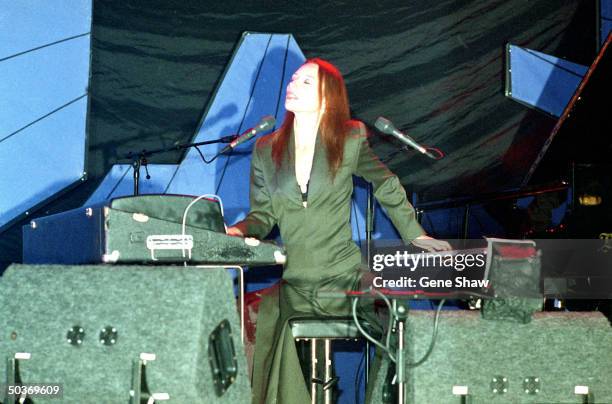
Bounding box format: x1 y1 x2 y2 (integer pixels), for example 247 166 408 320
227 58 448 403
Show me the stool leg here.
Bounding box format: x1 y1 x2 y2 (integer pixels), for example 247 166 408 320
365 340 370 386
311 338 317 404
324 339 332 404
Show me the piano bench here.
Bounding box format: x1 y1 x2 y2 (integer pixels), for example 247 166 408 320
289 317 373 404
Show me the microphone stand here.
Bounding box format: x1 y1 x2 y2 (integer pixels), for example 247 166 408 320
126 135 237 196
366 183 374 266
360 144 434 402
366 145 420 265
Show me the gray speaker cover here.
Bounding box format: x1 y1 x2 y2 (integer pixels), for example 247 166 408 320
0 264 250 403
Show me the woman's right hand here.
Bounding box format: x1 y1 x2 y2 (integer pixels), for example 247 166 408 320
226 226 244 237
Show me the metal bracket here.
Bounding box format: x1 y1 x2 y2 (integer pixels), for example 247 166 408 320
146 235 193 261
129 353 170 404
452 385 471 404
575 385 594 404
3 353 32 404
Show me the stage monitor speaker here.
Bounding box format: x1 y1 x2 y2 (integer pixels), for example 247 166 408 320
370 310 612 403
0 264 250 403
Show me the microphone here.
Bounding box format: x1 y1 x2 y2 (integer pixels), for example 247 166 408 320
374 117 436 159
220 116 276 154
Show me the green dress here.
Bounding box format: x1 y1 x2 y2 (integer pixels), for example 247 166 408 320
233 120 424 404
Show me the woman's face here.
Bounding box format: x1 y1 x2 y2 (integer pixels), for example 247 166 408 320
285 63 321 113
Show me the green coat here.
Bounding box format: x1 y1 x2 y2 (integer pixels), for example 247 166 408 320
234 120 424 403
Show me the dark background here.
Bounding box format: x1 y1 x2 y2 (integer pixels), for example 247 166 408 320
0 0 600 268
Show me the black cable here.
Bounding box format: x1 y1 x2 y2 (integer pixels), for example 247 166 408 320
194 145 217 164
352 293 395 362
215 148 232 194
354 343 366 404
163 144 219 194
352 296 395 362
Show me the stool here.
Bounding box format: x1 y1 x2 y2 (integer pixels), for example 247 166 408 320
289 317 372 404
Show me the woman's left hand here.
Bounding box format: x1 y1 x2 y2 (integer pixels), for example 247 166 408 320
411 235 452 252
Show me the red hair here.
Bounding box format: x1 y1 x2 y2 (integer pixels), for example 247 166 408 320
271 58 351 179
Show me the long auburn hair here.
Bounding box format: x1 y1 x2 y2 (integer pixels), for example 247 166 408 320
271 58 351 178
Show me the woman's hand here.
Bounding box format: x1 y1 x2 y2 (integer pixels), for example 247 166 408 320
226 226 244 237
411 234 452 252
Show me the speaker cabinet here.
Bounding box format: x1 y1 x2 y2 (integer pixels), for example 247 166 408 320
370 310 612 403
0 264 250 403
